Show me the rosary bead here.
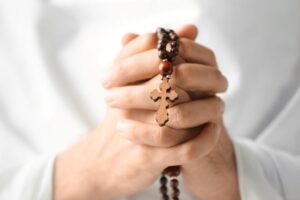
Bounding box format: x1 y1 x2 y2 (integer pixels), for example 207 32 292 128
160 185 168 194
158 38 167 44
168 30 175 37
170 179 179 188
171 41 179 49
162 194 169 200
165 166 180 177
158 51 170 60
171 49 179 56
160 176 167 184
158 45 165 51
157 27 167 34
159 60 173 75
170 34 179 41
167 54 176 63
170 33 178 40
171 188 180 197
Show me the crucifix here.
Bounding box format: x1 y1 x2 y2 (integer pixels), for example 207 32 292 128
150 76 178 126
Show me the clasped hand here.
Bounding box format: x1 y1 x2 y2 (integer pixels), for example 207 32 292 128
54 24 240 200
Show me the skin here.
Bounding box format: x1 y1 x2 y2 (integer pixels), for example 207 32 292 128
53 24 240 200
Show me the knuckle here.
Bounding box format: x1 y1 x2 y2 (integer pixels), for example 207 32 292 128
155 127 172 147
178 64 193 78
207 47 216 61
128 123 139 142
119 110 131 119
211 96 225 117
181 145 197 163
116 121 138 142
213 69 228 92
120 122 138 142
212 68 222 80
135 145 149 163
179 38 189 57
118 59 129 75
142 32 156 47
120 88 133 106
169 106 186 126
221 75 229 92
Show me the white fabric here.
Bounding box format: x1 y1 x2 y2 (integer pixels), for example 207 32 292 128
0 0 300 199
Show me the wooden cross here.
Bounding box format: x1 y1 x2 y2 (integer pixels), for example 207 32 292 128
150 76 178 126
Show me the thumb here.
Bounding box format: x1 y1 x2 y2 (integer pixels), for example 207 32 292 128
176 24 198 40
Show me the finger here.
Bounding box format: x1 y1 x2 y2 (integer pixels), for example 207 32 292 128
103 41 218 88
116 118 200 147
145 123 220 167
104 65 227 110
116 32 156 61
104 49 160 88
166 96 225 129
179 38 217 66
176 24 198 40
120 96 225 129
104 76 190 110
116 24 198 61
122 33 139 46
171 63 228 93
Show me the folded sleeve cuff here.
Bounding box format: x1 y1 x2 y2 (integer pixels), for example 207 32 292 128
0 155 55 200
233 138 284 200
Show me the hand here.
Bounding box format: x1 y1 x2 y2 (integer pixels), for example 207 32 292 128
103 23 226 148
104 24 240 200
181 120 240 200
53 112 180 200
53 24 222 200
103 25 227 148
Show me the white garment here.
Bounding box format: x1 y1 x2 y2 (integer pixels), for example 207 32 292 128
0 0 300 199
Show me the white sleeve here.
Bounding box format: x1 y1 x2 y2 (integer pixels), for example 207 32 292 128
233 139 300 200
0 156 55 200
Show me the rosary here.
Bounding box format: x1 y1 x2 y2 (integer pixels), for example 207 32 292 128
150 27 181 200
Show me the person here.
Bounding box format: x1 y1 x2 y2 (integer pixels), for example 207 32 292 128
0 0 300 200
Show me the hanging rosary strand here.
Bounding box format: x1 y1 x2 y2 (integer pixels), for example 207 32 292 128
150 27 181 200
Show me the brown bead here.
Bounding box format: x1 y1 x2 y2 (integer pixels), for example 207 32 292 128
159 60 173 75
158 50 168 60
171 48 179 56
162 194 169 200
170 41 179 47
156 27 179 63
160 185 168 194
165 166 180 177
171 188 180 197
170 179 179 188
157 27 167 34
160 176 167 184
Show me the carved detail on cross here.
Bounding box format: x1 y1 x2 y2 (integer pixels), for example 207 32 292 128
150 76 178 126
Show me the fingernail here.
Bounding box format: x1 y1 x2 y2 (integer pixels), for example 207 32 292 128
101 69 112 88
220 101 225 114
104 90 117 103
101 73 111 88
116 120 131 132
215 123 221 133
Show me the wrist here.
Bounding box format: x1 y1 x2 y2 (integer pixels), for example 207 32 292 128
182 123 241 200
53 129 114 200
